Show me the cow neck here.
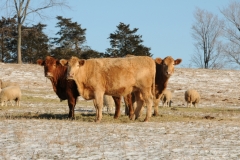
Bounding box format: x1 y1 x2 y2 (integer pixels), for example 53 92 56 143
155 66 170 94
75 60 90 95
51 65 68 92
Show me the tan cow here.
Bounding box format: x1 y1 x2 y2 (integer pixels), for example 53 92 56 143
124 56 182 116
60 56 155 122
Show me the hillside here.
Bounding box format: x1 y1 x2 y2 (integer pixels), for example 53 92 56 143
1 63 240 159
1 62 239 110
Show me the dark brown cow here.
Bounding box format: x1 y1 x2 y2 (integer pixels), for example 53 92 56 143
37 56 123 119
37 56 79 118
153 56 182 116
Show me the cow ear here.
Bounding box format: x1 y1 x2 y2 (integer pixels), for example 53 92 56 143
37 59 44 66
79 59 85 66
155 58 162 64
59 59 68 66
174 59 182 65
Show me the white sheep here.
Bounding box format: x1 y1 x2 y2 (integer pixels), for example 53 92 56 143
0 86 22 107
103 95 115 112
184 89 200 108
160 89 172 107
0 79 19 89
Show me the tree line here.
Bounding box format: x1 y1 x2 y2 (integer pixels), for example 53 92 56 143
1 0 240 69
191 1 240 69
0 16 152 63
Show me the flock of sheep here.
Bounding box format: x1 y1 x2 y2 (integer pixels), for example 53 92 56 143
0 78 200 111
161 89 201 108
103 88 201 113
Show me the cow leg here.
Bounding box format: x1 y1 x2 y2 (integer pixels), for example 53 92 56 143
123 95 130 116
67 97 77 119
123 93 135 120
93 99 99 120
142 91 153 122
112 96 121 119
133 91 144 120
94 93 104 122
153 95 161 116
128 93 135 120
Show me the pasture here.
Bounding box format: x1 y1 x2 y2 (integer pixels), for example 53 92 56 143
0 63 240 159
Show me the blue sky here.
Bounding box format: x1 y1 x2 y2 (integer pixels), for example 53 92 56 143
4 0 232 67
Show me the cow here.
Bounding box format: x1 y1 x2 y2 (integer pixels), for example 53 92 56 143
37 56 123 119
123 56 182 117
153 56 182 116
37 56 80 118
60 56 155 122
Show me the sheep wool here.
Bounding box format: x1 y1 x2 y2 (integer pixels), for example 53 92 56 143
184 89 200 108
0 86 21 107
103 95 115 112
160 89 172 107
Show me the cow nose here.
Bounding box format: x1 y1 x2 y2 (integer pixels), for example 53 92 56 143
166 71 172 76
45 72 53 78
68 72 74 77
67 72 74 80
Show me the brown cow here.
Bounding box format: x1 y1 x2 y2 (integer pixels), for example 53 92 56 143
60 56 155 122
37 56 123 119
153 56 182 116
37 56 80 118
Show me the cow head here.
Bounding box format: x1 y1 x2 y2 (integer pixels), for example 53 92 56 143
37 56 62 79
155 56 182 78
60 56 85 80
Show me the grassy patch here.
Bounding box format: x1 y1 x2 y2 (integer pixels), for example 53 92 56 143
0 106 240 123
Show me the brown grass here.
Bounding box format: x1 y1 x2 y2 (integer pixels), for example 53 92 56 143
1 104 239 123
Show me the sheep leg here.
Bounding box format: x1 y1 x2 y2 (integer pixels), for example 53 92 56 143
10 100 13 106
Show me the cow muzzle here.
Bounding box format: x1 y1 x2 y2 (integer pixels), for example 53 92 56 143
45 72 53 79
67 75 74 80
165 71 172 77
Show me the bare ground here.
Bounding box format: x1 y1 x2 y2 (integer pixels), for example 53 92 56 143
0 63 240 159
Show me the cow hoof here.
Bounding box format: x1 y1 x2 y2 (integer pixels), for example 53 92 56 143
95 119 101 123
114 116 119 119
152 113 159 117
129 115 134 120
144 118 149 122
68 117 74 120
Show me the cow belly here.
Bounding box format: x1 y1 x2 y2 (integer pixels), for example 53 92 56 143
105 86 133 97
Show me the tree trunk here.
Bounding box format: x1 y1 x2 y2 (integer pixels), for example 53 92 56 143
17 22 22 64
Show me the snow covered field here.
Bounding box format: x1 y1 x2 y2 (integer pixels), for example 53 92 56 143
0 63 240 159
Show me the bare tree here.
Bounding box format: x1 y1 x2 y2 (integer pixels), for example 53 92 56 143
191 8 224 69
220 1 240 67
1 0 69 63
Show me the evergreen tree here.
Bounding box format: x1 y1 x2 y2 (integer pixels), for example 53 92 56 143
106 22 152 57
22 23 49 63
0 16 17 62
51 16 86 59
